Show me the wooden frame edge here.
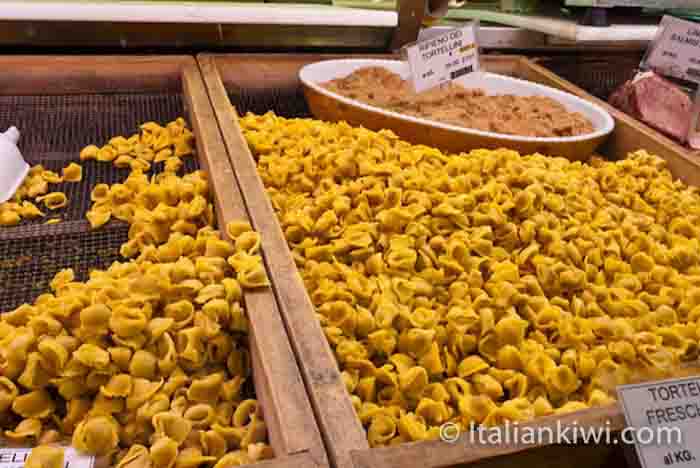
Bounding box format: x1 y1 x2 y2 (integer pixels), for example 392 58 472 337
197 54 369 468
518 57 700 186
350 404 625 468
0 55 194 95
182 63 329 468
390 0 424 51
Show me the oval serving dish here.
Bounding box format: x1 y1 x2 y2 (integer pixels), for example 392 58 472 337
299 59 615 161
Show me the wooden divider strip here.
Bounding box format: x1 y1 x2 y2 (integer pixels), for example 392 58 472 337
197 55 369 468
0 55 188 95
183 64 328 468
351 405 625 468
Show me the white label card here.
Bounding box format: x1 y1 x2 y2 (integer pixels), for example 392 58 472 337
404 22 479 93
618 377 700 468
643 15 700 84
0 447 94 468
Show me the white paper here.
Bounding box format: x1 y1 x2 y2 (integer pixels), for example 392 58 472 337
643 15 700 84
618 377 700 468
0 447 94 468
405 22 479 93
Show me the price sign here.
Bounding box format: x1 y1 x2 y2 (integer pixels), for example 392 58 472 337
404 22 479 93
618 377 700 468
643 15 700 84
0 447 95 468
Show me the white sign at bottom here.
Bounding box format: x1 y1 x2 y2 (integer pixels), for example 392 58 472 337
618 377 700 468
0 447 95 468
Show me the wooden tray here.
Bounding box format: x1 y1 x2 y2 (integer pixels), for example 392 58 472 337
198 53 698 468
0 56 328 468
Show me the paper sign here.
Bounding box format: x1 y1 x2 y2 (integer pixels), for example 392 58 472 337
0 447 94 468
642 15 700 84
618 377 700 468
404 22 479 93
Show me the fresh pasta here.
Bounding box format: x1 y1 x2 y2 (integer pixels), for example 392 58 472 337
0 223 271 464
0 122 272 467
242 111 700 447
79 118 195 170
0 163 81 226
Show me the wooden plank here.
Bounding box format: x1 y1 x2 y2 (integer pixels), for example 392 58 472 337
230 453 323 468
351 405 624 468
182 64 328 468
517 57 700 187
203 53 522 93
390 0 424 51
198 54 369 468
0 55 188 95
208 53 393 93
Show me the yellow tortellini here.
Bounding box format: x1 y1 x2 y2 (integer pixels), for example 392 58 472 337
0 163 82 226
243 112 700 447
62 162 83 182
79 118 194 169
25 446 64 468
0 122 271 467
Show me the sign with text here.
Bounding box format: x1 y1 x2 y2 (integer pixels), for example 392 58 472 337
0 447 94 468
618 377 700 468
643 15 700 84
404 22 479 93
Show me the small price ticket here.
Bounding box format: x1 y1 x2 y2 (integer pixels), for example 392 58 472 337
642 15 700 84
0 447 94 468
618 377 700 468
404 22 479 93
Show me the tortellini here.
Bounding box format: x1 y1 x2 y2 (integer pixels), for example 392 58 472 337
79 118 194 169
0 123 271 467
0 163 81 225
243 112 700 447
62 163 83 182
25 446 64 468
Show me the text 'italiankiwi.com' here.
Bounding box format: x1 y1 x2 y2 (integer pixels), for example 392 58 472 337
439 420 683 446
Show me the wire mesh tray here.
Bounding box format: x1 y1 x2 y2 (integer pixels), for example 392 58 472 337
0 93 199 228
536 53 643 100
0 223 128 312
229 86 312 119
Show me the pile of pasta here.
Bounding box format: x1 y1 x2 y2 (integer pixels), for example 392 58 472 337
0 162 82 226
0 121 272 467
242 112 700 447
80 118 195 173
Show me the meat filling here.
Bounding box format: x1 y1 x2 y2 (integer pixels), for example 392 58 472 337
323 67 595 138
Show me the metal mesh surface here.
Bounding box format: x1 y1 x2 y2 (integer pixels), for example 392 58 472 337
538 54 642 100
0 93 199 227
229 87 312 119
0 93 184 157
0 92 200 311
0 223 129 312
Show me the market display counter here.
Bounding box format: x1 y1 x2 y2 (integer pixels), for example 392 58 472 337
0 55 326 468
1 50 700 468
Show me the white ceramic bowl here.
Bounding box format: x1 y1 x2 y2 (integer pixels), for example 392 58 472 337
300 59 615 160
